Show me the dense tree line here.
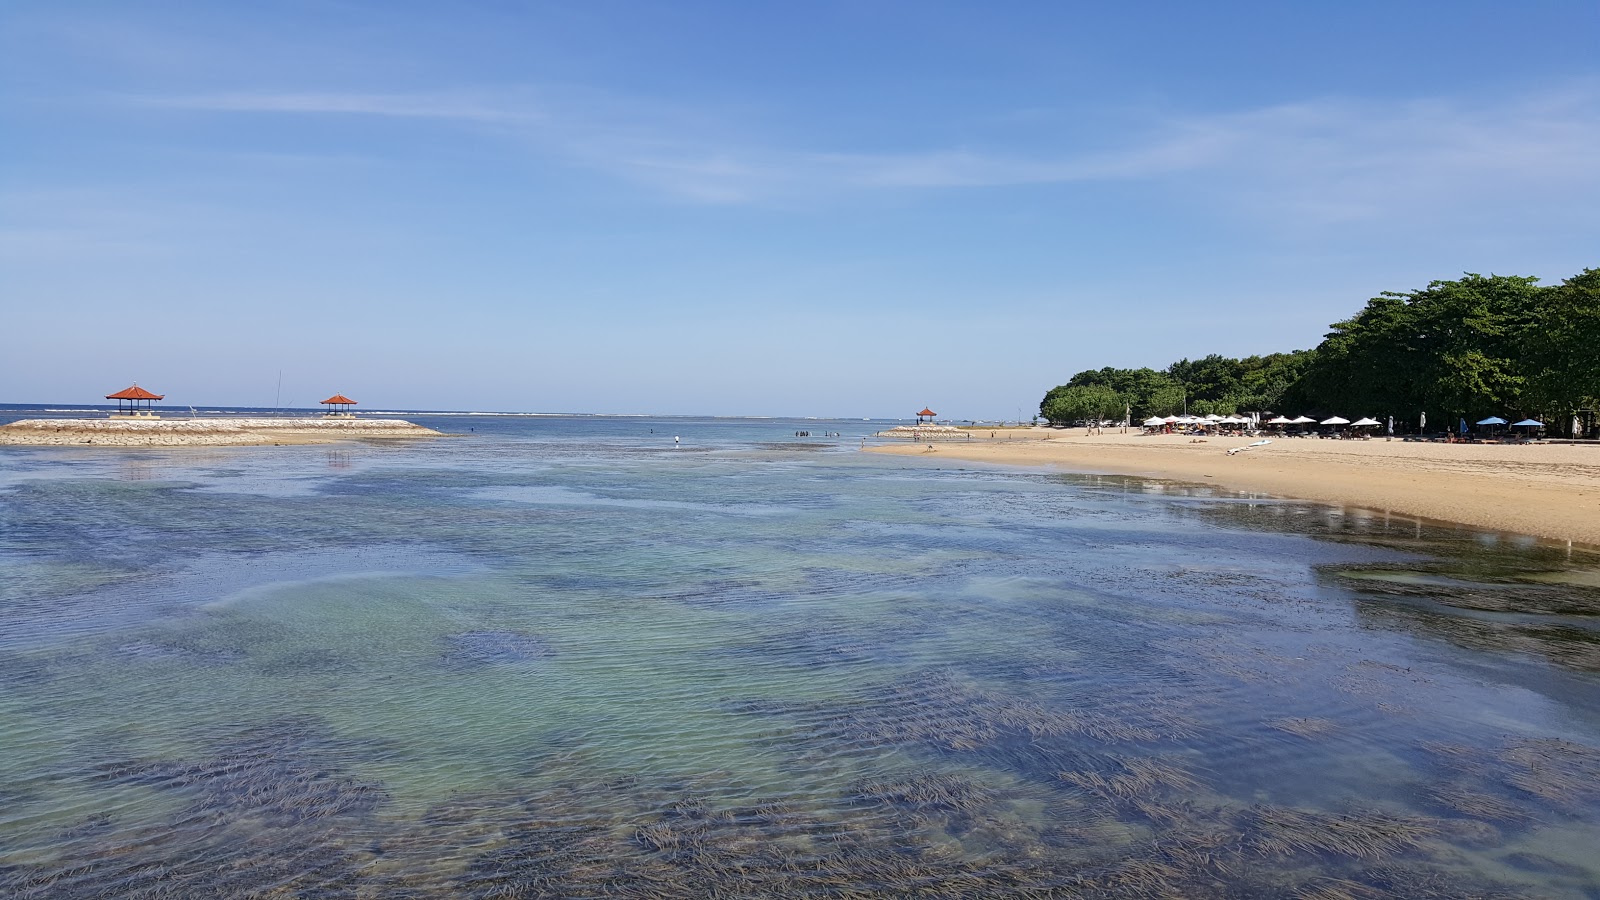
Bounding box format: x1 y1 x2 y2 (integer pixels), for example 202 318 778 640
1041 268 1599 435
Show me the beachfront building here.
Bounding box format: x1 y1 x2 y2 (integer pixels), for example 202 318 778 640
320 393 358 417
105 384 164 419
917 407 936 424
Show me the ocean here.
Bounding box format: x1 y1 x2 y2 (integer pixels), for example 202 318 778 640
2 410 1598 897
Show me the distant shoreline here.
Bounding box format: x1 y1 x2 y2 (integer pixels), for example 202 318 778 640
870 430 1600 548
0 417 446 447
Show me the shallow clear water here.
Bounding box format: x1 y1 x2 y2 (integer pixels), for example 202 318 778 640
2 415 1599 897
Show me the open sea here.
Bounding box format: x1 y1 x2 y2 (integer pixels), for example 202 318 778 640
2 407 1599 897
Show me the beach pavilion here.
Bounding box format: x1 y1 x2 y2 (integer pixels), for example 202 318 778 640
321 393 358 417
916 407 936 424
105 384 164 418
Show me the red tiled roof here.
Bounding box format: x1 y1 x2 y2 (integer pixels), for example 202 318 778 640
918 408 936 417
320 394 357 405
106 385 164 400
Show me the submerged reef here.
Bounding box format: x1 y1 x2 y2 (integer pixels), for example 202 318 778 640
5 699 1589 899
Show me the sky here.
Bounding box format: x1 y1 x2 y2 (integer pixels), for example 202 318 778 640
3 1 1597 418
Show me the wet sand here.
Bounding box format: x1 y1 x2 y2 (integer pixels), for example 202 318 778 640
872 429 1600 547
0 417 445 447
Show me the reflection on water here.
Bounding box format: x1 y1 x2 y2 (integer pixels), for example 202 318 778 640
2 425 1599 897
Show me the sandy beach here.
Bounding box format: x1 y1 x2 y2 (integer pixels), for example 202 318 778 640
0 417 446 447
872 429 1600 547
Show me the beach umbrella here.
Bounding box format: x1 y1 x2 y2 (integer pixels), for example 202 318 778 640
1350 417 1381 427
1289 415 1316 424
1266 416 1293 424
1142 416 1166 427
1320 416 1351 426
1162 415 1179 423
1204 414 1224 422
1511 419 1542 427
1476 416 1508 426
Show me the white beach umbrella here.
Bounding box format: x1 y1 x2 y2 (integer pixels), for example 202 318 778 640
1320 416 1351 426
1289 416 1316 424
1204 414 1224 421
1162 415 1180 423
1266 416 1294 424
1223 415 1249 424
1142 416 1166 426
1350 417 1381 427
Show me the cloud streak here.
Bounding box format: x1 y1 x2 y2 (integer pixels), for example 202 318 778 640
136 80 1600 222
141 90 539 124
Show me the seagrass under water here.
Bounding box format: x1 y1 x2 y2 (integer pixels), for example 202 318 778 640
1 415 1598 897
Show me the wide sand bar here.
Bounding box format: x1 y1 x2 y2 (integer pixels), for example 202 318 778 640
0 417 445 447
872 430 1600 547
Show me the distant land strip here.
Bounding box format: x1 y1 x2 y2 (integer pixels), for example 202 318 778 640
0 417 445 447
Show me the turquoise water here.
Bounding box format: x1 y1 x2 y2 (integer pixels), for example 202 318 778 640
3 415 1599 897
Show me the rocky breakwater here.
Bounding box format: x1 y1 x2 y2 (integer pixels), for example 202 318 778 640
0 417 446 447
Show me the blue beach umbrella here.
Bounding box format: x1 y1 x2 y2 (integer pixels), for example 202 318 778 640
1476 416 1508 426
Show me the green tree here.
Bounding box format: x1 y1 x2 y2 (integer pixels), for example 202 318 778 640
1523 268 1600 429
1041 384 1126 424
1043 367 1180 419
1284 273 1543 424
1166 355 1245 408
1039 267 1594 432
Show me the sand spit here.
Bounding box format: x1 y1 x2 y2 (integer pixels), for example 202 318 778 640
0 417 446 447
871 430 1600 547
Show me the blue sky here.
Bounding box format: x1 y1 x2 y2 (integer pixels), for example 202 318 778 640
3 1 1597 417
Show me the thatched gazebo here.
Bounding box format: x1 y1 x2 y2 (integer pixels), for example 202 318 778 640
320 393 357 417
106 384 164 418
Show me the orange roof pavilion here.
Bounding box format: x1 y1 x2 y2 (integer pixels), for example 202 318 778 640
106 384 164 417
917 407 936 423
320 393 357 416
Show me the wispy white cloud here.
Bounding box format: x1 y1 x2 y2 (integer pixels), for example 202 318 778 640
139 90 540 124
131 80 1600 222
0 188 185 261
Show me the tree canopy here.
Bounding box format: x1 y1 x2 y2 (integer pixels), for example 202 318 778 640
1039 268 1599 435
